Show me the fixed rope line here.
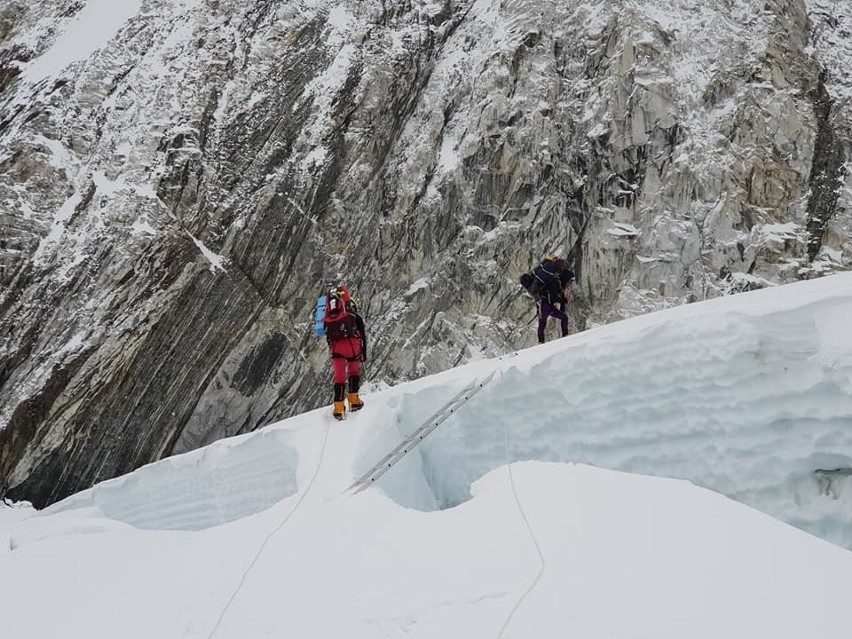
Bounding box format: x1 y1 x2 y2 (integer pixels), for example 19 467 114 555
497 370 547 639
206 420 332 639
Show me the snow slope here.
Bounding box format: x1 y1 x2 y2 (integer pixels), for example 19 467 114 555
2 273 852 638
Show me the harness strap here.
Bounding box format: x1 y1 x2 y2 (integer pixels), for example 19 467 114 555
331 353 361 362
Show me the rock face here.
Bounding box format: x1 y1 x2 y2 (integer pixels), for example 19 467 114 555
1 0 850 507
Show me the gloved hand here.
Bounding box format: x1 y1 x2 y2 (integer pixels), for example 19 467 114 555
360 343 367 362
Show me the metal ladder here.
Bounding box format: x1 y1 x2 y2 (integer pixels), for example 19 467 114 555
349 371 497 494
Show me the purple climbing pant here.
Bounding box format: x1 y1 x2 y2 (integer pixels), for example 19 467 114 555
537 299 569 343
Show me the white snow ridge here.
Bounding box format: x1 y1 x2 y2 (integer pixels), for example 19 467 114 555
2 273 852 638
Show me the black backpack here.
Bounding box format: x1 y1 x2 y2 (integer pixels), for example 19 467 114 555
521 258 575 300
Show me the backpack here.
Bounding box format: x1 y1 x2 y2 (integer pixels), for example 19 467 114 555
519 272 544 300
322 287 361 342
521 258 560 300
315 286 356 337
520 256 574 302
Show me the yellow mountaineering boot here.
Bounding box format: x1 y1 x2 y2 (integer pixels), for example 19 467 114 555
333 401 346 420
347 375 364 411
348 393 364 412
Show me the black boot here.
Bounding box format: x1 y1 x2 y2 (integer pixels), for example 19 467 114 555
348 375 364 411
332 383 346 420
334 382 346 401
